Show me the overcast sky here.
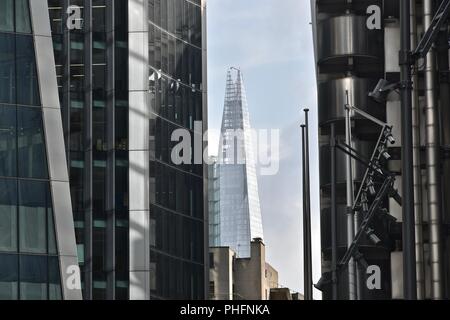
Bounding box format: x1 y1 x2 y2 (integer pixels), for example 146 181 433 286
207 0 322 298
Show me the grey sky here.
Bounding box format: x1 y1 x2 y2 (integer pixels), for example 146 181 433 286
207 0 321 298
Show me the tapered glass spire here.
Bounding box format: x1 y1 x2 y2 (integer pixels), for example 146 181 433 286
217 68 263 258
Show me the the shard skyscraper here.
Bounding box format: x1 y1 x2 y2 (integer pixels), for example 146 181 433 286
217 68 263 258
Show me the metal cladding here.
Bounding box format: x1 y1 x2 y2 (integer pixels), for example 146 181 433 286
317 15 383 62
318 77 385 125
312 0 450 300
312 0 392 300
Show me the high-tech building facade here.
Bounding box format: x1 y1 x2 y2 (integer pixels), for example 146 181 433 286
311 0 450 300
1 0 207 300
0 0 81 300
216 68 264 258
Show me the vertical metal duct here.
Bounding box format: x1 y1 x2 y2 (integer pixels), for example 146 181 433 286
423 0 444 300
345 104 357 300
410 0 426 300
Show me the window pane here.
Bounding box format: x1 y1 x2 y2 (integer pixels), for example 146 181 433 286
15 0 32 34
19 180 49 254
0 33 16 104
0 0 14 32
0 254 18 300
48 257 62 300
0 105 17 177
0 179 17 252
17 107 48 179
48 205 57 255
15 35 40 106
19 255 47 300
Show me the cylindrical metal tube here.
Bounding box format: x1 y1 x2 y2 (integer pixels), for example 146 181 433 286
400 0 417 300
345 105 356 300
331 123 338 300
423 0 444 300
410 0 426 300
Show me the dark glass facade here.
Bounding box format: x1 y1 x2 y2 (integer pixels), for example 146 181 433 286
47 0 129 300
148 0 205 300
0 0 62 300
45 0 206 300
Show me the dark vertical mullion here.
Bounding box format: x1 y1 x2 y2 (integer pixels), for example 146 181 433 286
83 0 93 300
105 0 116 300
62 0 71 166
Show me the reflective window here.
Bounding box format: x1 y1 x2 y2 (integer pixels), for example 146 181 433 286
0 179 17 252
16 35 40 106
0 34 40 106
0 254 18 300
0 0 14 32
17 107 48 179
19 255 47 300
0 0 31 34
0 105 17 177
19 180 52 254
48 257 62 300
0 33 16 104
15 0 32 34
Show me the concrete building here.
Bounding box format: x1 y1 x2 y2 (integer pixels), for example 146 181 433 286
311 0 450 300
209 239 279 300
0 0 208 300
270 288 304 300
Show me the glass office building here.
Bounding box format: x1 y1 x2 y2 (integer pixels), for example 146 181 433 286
0 0 81 300
216 68 264 258
47 0 207 300
0 0 207 300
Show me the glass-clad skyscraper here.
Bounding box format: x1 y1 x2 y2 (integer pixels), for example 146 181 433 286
0 0 81 300
217 68 263 258
46 0 207 300
0 0 207 300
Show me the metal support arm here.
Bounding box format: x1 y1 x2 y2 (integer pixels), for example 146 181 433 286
412 0 450 59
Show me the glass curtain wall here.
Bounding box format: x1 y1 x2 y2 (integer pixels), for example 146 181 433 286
148 0 205 300
0 0 62 300
47 0 129 300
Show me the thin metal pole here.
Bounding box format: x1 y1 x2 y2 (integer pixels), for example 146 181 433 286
345 94 357 300
303 109 313 300
400 0 417 300
330 123 338 300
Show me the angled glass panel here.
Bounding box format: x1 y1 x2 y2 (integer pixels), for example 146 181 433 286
15 0 32 34
0 33 16 104
0 179 17 252
19 180 49 254
0 0 14 32
0 105 17 177
47 204 57 255
19 255 47 300
15 35 40 106
0 254 18 300
17 107 48 179
48 257 62 300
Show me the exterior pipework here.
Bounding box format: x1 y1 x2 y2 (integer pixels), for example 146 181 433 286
410 0 426 300
330 123 338 300
400 0 417 300
423 0 444 300
345 104 356 300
